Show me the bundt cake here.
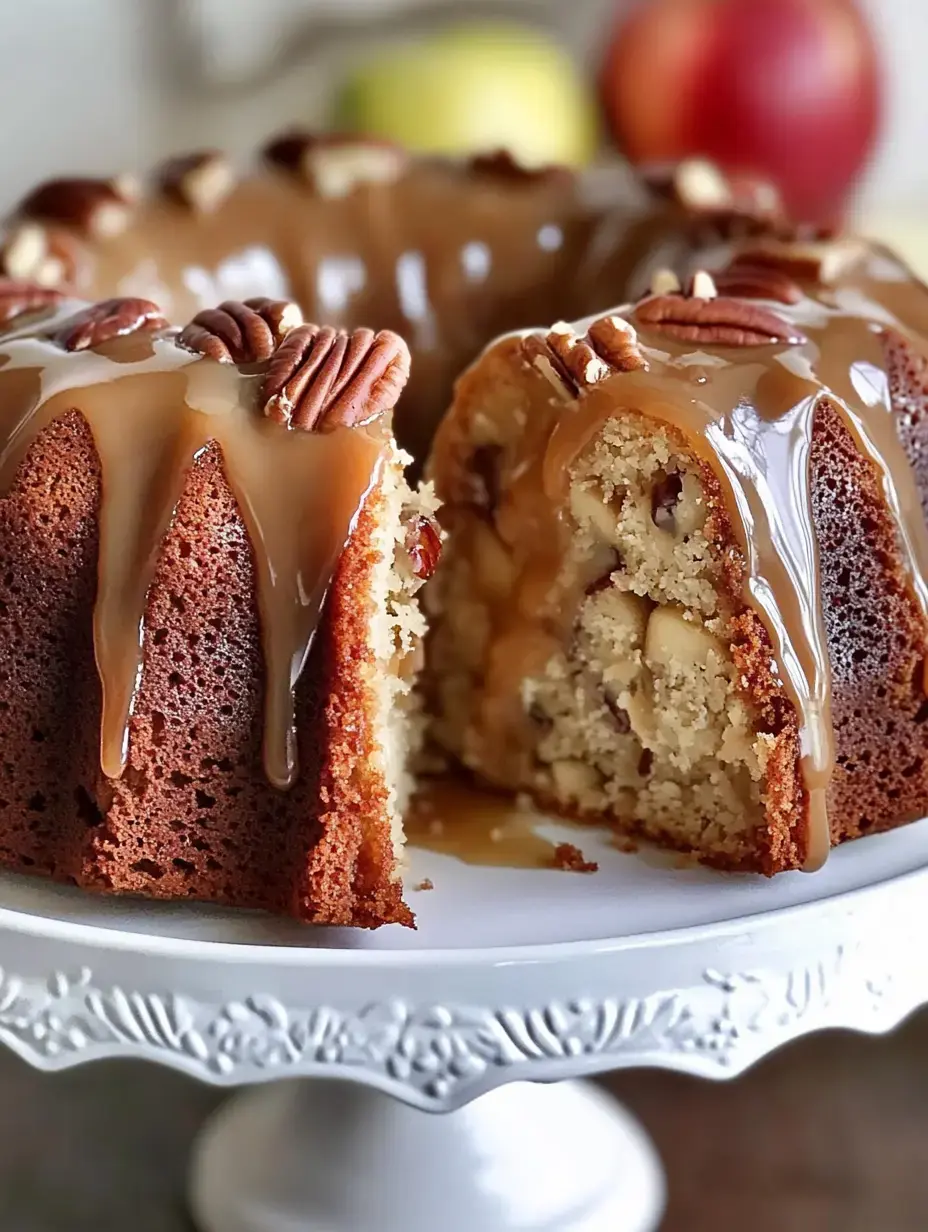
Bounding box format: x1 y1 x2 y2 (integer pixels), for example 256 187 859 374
1 133 922 915
0 287 438 926
425 235 928 873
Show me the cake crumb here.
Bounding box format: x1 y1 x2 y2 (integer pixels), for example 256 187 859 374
489 826 504 842
552 842 599 873
414 878 434 891
614 836 639 855
428 819 444 837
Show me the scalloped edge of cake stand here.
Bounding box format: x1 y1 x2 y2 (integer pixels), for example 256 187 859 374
0 848 922 1110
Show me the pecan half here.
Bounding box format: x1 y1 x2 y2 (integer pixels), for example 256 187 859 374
405 515 442 580
711 258 803 306
262 324 411 432
158 150 234 213
732 236 865 285
468 149 569 185
263 130 408 198
178 298 303 364
0 279 64 327
523 315 648 397
546 323 613 389
587 315 649 373
642 158 785 228
521 333 575 400
18 176 138 238
50 297 169 352
635 295 806 347
0 222 80 287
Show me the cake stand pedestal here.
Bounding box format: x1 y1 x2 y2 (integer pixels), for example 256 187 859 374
192 1078 664 1232
0 813 926 1232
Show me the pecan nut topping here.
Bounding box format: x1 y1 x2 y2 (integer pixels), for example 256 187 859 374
521 333 575 399
0 279 64 327
545 323 613 389
711 258 803 306
635 294 806 347
0 222 81 288
262 324 411 432
263 129 320 174
731 236 865 285
523 314 648 397
178 298 303 364
50 297 169 352
405 515 442 580
263 129 408 198
642 158 785 229
468 149 569 186
158 150 234 213
18 176 138 239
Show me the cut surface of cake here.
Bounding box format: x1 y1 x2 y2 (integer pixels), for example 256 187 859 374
425 237 928 873
0 287 438 926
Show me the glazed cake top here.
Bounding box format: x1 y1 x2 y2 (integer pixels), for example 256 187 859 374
0 136 784 457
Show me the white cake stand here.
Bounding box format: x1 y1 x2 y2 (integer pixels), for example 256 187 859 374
0 813 927 1232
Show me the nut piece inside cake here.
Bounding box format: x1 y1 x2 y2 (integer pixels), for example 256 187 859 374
425 330 775 867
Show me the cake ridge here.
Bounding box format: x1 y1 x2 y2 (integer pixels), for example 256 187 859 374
0 283 407 793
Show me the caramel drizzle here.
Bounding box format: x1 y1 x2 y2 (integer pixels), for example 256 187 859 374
0 313 385 788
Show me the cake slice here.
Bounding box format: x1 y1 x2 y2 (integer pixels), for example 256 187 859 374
0 289 439 925
425 247 928 873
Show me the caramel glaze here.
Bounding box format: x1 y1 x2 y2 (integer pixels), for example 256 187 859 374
9 158 709 461
406 777 561 869
430 246 928 871
0 302 386 789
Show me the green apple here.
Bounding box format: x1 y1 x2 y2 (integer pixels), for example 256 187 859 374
333 22 599 167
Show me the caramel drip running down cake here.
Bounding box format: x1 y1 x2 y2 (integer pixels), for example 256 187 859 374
426 238 928 873
0 288 438 926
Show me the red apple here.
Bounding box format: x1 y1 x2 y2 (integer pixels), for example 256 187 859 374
600 0 882 222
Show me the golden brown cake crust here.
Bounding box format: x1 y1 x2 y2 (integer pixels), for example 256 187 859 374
814 346 928 845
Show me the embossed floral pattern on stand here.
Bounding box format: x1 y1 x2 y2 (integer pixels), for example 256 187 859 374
0 931 916 1110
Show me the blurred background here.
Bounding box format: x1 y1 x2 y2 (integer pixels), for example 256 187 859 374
3 1 928 1229
2 0 927 252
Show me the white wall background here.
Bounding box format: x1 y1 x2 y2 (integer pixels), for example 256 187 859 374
0 0 923 217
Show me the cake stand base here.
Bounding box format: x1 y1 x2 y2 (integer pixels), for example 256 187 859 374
189 1079 665 1232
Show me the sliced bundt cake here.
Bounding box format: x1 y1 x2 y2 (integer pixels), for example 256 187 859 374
0 287 438 926
425 236 928 872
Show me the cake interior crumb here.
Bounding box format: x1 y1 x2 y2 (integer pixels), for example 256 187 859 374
426 374 773 865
